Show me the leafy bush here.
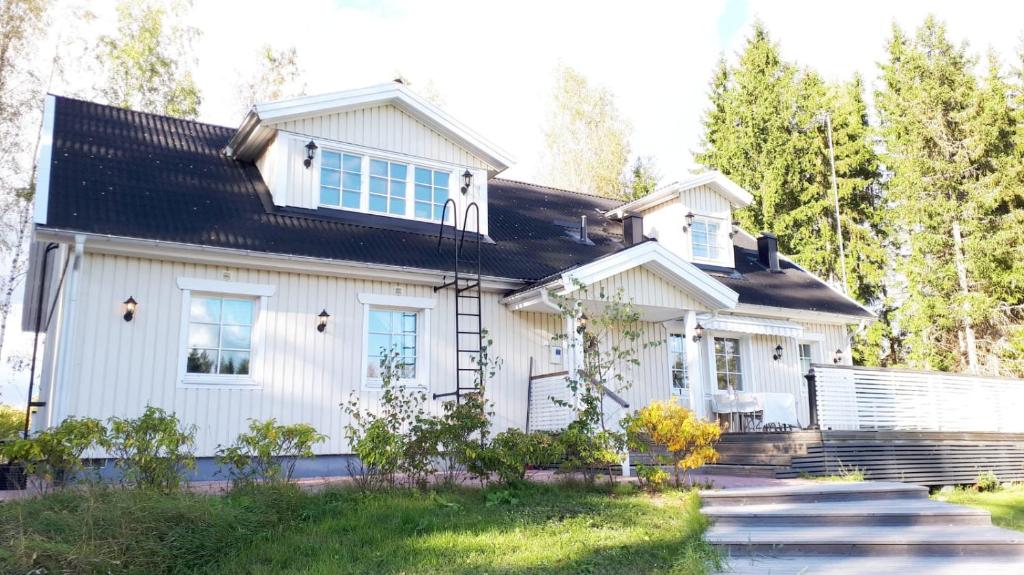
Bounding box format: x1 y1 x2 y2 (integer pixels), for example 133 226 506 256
0 416 106 489
976 470 1001 492
635 464 670 490
106 406 196 492
0 404 24 440
216 419 327 484
556 421 624 482
483 428 563 484
623 400 721 487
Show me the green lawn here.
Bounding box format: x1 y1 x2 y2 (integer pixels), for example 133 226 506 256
0 482 719 575
932 484 1024 531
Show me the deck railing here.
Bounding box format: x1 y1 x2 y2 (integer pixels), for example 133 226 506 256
808 364 1024 432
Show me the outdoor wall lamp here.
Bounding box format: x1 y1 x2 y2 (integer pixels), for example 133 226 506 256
773 344 784 361
576 313 589 335
833 348 843 364
683 212 695 231
122 296 137 322
729 220 741 239
692 323 704 342
460 169 473 195
303 140 318 168
317 309 330 333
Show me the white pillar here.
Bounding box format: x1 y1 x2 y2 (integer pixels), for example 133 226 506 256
683 310 705 419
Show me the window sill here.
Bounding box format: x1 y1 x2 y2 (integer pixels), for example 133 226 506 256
179 375 260 389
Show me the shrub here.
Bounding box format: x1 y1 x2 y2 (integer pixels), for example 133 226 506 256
0 416 106 489
483 428 564 484
623 400 721 487
556 421 624 482
431 391 492 486
635 464 670 490
976 470 1001 492
0 404 24 440
106 406 196 492
216 419 327 484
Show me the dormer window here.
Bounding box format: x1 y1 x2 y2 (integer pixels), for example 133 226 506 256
414 167 450 221
320 151 362 209
369 159 408 215
691 217 721 261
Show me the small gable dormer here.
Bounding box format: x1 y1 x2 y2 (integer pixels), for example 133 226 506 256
607 172 753 269
226 82 514 236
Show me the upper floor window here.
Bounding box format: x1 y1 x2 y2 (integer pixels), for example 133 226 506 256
691 217 721 260
369 159 408 215
668 333 688 394
321 151 362 209
414 167 449 221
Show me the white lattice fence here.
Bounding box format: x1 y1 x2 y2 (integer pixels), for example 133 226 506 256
812 364 1024 432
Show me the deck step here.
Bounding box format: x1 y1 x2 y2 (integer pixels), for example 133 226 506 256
692 464 784 479
704 499 992 527
718 555 1024 574
707 524 1024 557
701 481 927 507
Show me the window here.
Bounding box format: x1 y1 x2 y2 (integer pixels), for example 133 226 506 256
799 343 814 375
668 333 688 394
691 218 721 260
369 159 407 215
714 336 743 390
366 308 418 381
186 296 254 376
320 151 362 209
414 167 450 221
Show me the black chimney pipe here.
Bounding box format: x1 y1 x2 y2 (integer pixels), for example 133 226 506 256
622 214 644 247
757 232 782 273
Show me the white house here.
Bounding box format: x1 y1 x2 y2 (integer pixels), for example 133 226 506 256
22 82 872 477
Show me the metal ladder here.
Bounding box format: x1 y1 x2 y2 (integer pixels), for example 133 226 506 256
433 199 483 403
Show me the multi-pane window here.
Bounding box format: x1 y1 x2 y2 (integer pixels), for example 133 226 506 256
320 151 362 209
366 308 418 381
369 159 407 215
186 296 254 376
668 333 688 394
691 218 721 260
714 336 743 390
414 167 450 221
799 343 814 375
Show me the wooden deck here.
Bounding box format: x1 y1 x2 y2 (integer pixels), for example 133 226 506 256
710 430 1024 485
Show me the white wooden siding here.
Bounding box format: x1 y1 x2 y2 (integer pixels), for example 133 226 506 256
590 266 705 311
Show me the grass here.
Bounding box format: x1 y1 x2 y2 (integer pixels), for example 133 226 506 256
932 483 1024 532
0 481 719 575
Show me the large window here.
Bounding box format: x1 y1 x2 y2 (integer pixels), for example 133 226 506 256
366 308 418 381
714 336 743 390
691 218 721 260
186 296 254 376
414 167 450 221
320 151 362 209
369 159 408 215
668 333 688 394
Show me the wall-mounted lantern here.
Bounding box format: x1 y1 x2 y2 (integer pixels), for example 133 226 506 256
773 343 784 361
684 212 695 232
692 323 704 342
576 313 589 335
303 140 318 168
317 309 330 333
833 348 843 364
729 220 741 239
122 296 138 322
460 169 473 195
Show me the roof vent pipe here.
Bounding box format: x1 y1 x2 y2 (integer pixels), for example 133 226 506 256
622 214 644 247
579 215 589 244
757 232 782 273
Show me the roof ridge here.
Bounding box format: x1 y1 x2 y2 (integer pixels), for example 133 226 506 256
50 93 237 132
491 177 625 204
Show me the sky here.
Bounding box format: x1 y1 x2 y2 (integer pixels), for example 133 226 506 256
2 0 1023 405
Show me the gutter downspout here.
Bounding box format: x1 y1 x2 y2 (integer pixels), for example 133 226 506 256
51 235 85 427
23 242 59 436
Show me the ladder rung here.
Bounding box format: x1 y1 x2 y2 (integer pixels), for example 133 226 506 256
457 282 480 293
457 294 480 299
457 367 481 371
456 330 480 335
457 313 480 317
457 349 481 353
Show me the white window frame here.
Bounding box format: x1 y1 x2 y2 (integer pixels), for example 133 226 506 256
358 293 435 390
413 165 452 223
667 332 688 395
311 138 460 225
368 157 409 217
690 216 723 263
708 334 750 391
176 278 275 389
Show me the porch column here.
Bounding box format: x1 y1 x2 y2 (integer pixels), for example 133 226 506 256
683 310 705 419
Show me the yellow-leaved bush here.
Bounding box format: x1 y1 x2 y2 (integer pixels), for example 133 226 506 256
623 400 721 487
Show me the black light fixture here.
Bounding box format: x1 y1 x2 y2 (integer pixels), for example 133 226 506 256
303 140 318 168
460 169 473 195
692 323 704 342
122 296 137 322
684 212 695 231
576 313 589 335
317 309 330 333
729 220 741 239
833 348 843 364
773 343 784 361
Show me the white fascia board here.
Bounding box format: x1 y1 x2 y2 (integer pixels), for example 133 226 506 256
733 303 871 326
251 83 515 172
697 314 804 338
34 228 524 293
500 286 560 312
34 95 56 225
558 241 738 310
606 171 754 218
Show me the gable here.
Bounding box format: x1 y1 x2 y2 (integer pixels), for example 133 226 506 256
590 266 710 312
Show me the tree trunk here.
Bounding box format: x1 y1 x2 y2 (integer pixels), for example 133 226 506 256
0 197 31 359
950 218 979 372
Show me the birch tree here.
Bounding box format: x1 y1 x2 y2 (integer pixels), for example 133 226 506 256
235 44 305 116
540 64 631 199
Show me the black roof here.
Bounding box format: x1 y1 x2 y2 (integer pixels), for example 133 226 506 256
41 96 871 318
